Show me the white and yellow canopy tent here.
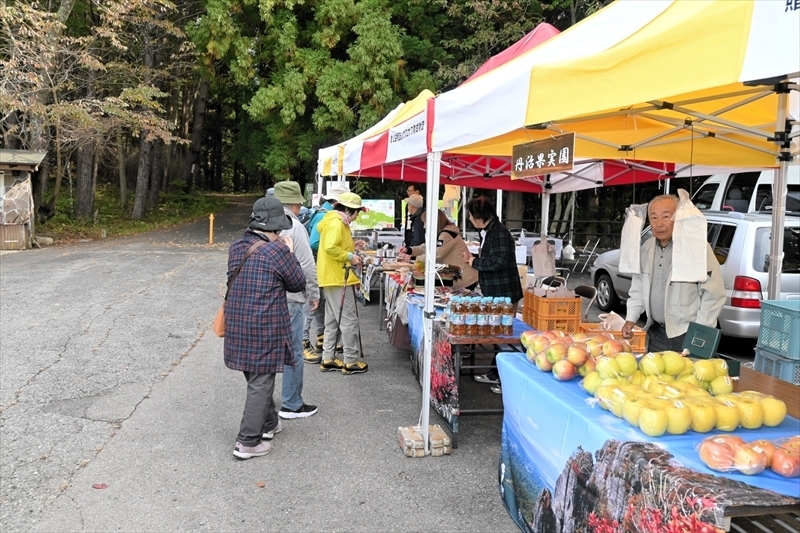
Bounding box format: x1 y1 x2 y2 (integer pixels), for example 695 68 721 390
432 0 799 297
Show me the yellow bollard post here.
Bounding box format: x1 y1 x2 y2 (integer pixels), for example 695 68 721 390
209 213 215 245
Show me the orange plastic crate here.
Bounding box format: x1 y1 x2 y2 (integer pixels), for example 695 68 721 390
526 292 581 318
579 322 646 353
526 313 580 333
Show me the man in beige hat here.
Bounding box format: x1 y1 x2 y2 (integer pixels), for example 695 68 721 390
315 192 369 374
273 181 320 418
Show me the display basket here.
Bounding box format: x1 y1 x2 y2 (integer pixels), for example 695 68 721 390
756 301 800 360
579 323 646 353
754 347 800 385
524 290 581 318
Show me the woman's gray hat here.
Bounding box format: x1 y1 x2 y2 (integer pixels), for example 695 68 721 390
249 196 293 232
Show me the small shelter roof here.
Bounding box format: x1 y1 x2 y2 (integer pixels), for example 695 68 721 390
0 150 48 172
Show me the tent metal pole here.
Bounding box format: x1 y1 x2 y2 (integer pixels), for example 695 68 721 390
569 191 575 243
420 151 442 455
462 185 467 236
767 91 789 300
497 190 503 221
541 190 550 239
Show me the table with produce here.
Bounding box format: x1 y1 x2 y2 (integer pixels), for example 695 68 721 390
405 282 530 447
496 305 800 533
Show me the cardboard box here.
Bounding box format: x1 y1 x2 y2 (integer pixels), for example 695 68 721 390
398 425 452 457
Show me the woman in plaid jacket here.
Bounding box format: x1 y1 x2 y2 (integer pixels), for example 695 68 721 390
225 196 306 459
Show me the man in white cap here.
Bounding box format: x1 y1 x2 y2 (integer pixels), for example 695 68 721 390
273 181 321 419
302 181 350 363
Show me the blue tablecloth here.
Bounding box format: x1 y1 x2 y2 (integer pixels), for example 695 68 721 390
498 351 800 499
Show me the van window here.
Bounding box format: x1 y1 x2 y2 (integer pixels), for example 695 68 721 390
709 223 737 265
722 172 760 212
757 185 800 212
693 184 718 210
752 226 800 273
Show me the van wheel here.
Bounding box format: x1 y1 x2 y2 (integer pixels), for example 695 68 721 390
595 274 619 312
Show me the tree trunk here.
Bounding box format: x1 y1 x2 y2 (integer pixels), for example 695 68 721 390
550 192 563 234
184 78 209 191
147 139 163 210
76 141 95 217
117 132 128 208
131 130 153 220
505 191 524 230
558 191 576 237
213 107 223 190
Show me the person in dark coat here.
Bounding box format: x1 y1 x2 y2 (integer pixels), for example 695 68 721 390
462 196 523 395
405 194 426 248
225 196 306 459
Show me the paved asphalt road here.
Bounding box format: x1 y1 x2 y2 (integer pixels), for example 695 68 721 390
0 197 523 532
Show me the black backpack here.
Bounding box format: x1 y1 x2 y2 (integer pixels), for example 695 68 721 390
299 206 325 235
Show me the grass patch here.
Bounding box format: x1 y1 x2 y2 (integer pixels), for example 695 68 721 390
38 185 231 243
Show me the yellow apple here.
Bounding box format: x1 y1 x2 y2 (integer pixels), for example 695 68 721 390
678 374 701 387
688 401 718 433
709 375 734 396
596 357 621 380
629 370 646 386
692 359 718 382
594 385 617 410
712 400 740 431
661 385 683 398
640 352 665 376
760 396 787 427
711 358 730 377
606 388 627 418
664 400 692 435
662 351 686 376
580 371 603 395
615 353 638 376
622 396 648 427
638 405 669 437
735 397 765 429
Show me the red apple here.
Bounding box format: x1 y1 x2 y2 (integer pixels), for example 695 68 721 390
733 443 768 475
698 437 735 472
749 439 776 464
552 359 578 381
534 352 553 372
602 340 624 357
545 343 568 364
578 357 597 377
770 446 800 478
566 345 589 367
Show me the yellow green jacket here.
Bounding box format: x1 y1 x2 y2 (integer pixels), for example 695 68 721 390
317 211 359 287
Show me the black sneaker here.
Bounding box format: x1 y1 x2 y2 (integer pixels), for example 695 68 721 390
278 404 318 419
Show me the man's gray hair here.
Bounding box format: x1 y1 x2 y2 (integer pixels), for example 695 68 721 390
648 194 679 212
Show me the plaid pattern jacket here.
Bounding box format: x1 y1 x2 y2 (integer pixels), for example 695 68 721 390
472 218 523 304
223 230 306 374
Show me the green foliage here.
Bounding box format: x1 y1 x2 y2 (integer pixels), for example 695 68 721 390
40 184 230 241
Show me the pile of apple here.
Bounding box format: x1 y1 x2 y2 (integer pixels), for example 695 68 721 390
698 434 800 477
520 329 631 381
578 350 788 437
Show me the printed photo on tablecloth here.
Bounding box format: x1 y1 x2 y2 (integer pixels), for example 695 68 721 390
496 353 800 533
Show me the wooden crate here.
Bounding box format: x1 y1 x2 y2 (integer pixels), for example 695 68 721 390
524 290 581 318
524 311 579 334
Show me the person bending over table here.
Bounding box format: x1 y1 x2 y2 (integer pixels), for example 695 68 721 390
461 196 524 394
397 209 478 291
620 194 725 352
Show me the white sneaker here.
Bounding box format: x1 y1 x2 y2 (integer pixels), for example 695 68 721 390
474 373 500 384
233 440 272 459
262 420 282 439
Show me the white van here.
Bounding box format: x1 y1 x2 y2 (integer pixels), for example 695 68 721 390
690 166 800 213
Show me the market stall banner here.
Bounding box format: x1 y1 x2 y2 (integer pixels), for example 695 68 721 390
352 199 395 230
497 352 800 533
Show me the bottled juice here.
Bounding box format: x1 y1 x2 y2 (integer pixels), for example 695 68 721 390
488 297 502 336
501 297 514 336
450 297 465 335
476 297 489 336
465 297 478 336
